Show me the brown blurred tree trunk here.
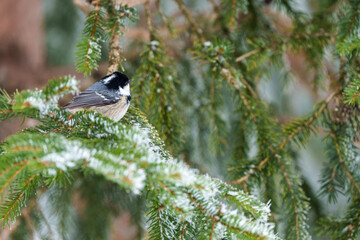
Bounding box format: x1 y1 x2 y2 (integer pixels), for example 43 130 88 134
0 0 83 140
0 0 45 91
0 0 46 140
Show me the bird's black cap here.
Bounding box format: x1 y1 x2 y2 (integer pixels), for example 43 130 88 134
102 71 131 90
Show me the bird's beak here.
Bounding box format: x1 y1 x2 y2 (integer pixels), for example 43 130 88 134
128 79 134 84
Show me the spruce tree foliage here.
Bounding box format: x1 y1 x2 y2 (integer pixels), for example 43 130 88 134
1 0 360 239
0 80 277 239
133 3 181 153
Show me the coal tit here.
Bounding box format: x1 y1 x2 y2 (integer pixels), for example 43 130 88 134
65 71 133 121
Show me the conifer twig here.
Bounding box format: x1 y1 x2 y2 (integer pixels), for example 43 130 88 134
275 157 300 240
87 3 100 71
221 65 259 100
235 49 261 62
229 91 339 185
345 11 359 37
157 206 165 239
210 206 222 240
173 0 204 41
145 0 155 40
330 129 360 193
0 162 28 198
156 0 167 25
186 192 267 239
0 174 35 223
176 0 260 99
328 166 337 194
181 221 187 239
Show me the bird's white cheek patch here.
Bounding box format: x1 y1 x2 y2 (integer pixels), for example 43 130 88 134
118 84 130 96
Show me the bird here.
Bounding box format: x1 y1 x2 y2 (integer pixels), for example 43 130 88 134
64 71 133 122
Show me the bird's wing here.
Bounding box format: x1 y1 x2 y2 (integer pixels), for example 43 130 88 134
64 90 119 109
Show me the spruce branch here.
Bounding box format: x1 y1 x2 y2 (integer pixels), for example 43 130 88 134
144 1 155 40
156 0 175 37
219 0 248 28
75 4 106 76
229 91 338 185
337 1 360 41
155 0 167 27
329 129 360 193
173 0 204 41
229 91 311 238
343 78 360 105
0 162 29 200
133 4 181 153
0 171 38 228
317 198 360 239
193 40 259 100
319 128 350 203
275 157 310 240
319 164 344 204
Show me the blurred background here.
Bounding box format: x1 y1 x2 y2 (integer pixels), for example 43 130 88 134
0 0 351 239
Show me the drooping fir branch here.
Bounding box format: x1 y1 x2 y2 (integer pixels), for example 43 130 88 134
235 30 332 75
272 0 306 20
229 91 338 185
0 158 46 228
318 123 354 203
275 156 311 240
173 0 204 41
228 88 311 240
343 78 360 105
337 37 360 58
133 1 181 154
329 128 360 194
337 3 360 107
319 162 344 204
177 5 308 237
317 198 360 240
174 0 255 97
175 4 317 238
191 33 311 239
219 0 248 28
156 0 176 37
337 0 360 42
173 0 261 101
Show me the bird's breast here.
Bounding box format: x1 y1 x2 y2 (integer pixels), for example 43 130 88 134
89 95 130 122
